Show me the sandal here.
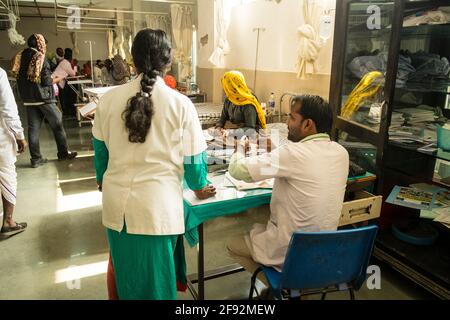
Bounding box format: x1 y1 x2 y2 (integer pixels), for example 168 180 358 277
0 222 27 238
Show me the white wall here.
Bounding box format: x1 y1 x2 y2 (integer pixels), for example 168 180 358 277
197 0 215 69
199 0 336 74
0 17 109 62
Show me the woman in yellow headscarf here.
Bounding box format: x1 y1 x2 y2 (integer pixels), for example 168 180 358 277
216 71 266 136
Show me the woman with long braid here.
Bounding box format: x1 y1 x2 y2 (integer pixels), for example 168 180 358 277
92 29 215 300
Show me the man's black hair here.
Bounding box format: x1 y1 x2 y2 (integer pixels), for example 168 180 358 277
64 48 73 60
292 95 333 134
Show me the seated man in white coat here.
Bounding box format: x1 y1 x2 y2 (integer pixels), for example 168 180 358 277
227 94 349 285
0 67 28 238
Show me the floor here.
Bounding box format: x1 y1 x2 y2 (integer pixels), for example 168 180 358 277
0 110 437 300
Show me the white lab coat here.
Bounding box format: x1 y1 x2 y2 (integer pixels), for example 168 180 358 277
92 75 206 235
240 134 349 271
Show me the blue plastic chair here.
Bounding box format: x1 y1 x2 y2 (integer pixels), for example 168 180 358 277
249 225 379 300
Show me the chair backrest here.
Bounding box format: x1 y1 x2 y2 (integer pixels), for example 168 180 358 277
279 225 378 291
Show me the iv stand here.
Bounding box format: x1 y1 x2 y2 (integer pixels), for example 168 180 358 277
252 27 265 92
84 40 95 87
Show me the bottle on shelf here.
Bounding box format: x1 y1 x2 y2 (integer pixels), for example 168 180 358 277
268 92 276 115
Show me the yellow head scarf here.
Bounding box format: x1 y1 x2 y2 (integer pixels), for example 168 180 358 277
221 71 266 129
341 71 384 119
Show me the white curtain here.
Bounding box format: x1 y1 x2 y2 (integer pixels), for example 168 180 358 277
113 27 125 58
295 0 323 79
107 30 114 59
70 32 79 55
208 0 233 67
114 12 126 58
7 13 25 46
171 4 193 81
122 27 133 62
145 14 172 42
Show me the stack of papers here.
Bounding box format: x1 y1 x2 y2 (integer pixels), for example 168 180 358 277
389 126 427 144
399 107 436 125
390 112 406 128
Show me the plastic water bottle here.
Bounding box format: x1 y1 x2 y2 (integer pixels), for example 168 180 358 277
268 93 275 115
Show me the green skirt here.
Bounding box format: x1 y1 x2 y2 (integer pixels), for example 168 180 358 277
107 226 183 300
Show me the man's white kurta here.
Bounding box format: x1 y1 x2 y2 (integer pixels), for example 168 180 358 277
0 67 25 205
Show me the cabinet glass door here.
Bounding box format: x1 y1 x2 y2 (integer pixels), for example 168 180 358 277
338 1 396 133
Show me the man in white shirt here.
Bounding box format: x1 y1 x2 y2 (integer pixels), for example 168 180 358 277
0 67 28 238
227 95 349 284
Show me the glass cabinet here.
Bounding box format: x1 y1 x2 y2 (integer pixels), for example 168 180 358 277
329 0 450 299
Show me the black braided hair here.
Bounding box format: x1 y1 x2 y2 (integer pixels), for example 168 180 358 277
122 29 172 143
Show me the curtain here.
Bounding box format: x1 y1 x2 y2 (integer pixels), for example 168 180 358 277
145 14 172 42
295 0 323 79
122 27 133 63
171 4 193 81
208 0 233 67
113 27 125 58
107 30 114 59
70 32 79 55
7 13 25 45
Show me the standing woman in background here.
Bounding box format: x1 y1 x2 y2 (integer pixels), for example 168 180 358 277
53 48 77 117
101 59 113 86
92 29 216 300
111 54 130 85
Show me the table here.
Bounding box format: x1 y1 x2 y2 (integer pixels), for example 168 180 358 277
182 171 377 300
183 173 272 300
67 78 93 101
84 86 118 99
76 86 118 127
188 92 207 103
194 103 223 128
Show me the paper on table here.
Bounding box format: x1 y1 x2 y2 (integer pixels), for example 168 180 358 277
84 86 118 98
420 210 439 220
225 172 274 191
183 187 247 206
434 207 450 225
203 130 214 142
79 101 97 117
